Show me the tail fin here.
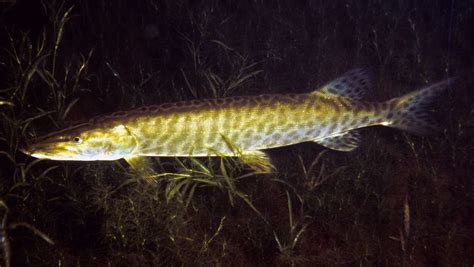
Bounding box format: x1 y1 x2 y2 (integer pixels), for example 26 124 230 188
386 78 456 135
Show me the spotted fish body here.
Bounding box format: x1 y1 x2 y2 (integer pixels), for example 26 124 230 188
109 91 380 156
22 69 455 174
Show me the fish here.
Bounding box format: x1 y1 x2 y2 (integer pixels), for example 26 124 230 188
21 69 456 180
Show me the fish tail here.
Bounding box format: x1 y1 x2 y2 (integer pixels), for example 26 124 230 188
384 78 456 135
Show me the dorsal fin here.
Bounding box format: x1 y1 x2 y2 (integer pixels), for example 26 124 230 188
313 68 371 100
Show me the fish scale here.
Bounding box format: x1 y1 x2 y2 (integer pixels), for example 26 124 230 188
22 69 456 179
111 93 377 157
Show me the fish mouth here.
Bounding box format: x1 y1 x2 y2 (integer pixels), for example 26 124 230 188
19 141 37 156
20 141 77 160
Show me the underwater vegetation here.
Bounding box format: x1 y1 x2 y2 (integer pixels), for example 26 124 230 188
0 0 473 266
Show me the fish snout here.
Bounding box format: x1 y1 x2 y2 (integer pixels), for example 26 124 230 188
19 139 66 159
19 140 34 156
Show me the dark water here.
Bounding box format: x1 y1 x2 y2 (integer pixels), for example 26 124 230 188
0 0 473 265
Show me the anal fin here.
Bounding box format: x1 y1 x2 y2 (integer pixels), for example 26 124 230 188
314 131 361 152
124 156 158 183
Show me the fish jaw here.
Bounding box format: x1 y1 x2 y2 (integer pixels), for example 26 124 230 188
22 142 126 161
22 124 138 161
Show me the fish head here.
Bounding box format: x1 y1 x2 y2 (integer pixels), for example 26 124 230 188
22 123 138 161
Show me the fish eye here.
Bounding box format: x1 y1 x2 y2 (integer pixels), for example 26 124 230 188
72 136 83 143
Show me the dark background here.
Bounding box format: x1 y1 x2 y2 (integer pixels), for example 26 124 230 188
0 0 473 265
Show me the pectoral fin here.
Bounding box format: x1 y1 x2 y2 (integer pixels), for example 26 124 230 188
124 156 158 183
314 131 361 152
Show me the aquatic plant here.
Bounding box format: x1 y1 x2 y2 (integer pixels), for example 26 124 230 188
0 0 472 265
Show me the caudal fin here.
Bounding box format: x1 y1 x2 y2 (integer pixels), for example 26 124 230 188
386 78 457 135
